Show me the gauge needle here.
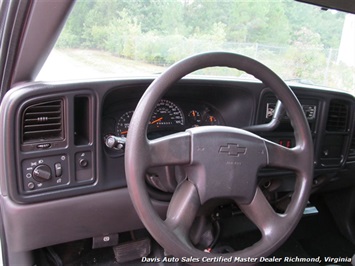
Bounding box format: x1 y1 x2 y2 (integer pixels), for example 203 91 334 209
150 117 163 124
121 131 128 135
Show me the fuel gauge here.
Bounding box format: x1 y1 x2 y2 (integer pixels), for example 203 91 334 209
188 110 202 126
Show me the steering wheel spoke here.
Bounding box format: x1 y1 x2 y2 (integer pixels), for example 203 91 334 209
264 139 303 171
164 180 200 244
148 132 191 167
238 187 282 237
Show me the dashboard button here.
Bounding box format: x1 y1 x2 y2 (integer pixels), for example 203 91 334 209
27 182 35 190
79 159 89 168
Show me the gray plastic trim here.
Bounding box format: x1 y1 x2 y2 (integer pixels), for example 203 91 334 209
1 188 168 252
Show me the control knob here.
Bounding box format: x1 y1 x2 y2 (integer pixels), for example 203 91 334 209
33 165 52 182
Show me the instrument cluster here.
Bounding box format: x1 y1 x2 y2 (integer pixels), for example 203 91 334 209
102 98 224 151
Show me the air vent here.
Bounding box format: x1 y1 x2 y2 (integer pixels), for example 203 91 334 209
326 100 349 132
348 134 355 162
22 100 64 143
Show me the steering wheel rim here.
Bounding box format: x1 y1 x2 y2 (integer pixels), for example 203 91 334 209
125 52 313 264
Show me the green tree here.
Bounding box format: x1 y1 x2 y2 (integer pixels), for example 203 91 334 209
285 27 326 82
284 0 345 48
56 0 94 47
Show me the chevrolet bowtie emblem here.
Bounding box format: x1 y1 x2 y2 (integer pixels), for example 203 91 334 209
219 144 247 156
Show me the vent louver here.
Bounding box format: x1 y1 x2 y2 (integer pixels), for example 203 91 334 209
22 100 63 143
348 134 355 162
326 100 349 132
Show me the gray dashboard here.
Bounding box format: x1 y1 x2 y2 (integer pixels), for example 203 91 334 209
0 77 354 254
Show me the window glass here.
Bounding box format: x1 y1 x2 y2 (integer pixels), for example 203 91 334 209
37 0 355 94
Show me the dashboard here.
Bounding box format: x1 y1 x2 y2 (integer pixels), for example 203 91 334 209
1 77 355 253
2 78 355 201
7 78 355 202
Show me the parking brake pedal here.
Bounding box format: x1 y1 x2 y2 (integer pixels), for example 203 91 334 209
113 238 151 263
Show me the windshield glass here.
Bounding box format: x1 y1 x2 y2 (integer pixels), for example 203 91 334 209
37 0 355 94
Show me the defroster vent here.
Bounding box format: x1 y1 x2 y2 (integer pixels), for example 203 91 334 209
326 100 349 132
22 100 64 143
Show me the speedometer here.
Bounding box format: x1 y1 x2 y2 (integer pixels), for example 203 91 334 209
149 99 184 129
115 100 185 138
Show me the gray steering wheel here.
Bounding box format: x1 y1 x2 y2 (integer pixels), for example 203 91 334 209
125 52 313 265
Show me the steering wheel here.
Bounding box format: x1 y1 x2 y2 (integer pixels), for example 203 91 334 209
125 52 313 264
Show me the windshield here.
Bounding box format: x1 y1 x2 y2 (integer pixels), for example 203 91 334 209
37 0 355 94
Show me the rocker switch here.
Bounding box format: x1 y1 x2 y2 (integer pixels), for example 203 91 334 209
54 163 62 177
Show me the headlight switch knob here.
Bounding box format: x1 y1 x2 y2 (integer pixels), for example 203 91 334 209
32 165 52 182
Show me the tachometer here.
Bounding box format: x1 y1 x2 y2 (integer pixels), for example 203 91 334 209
116 111 134 137
149 99 184 129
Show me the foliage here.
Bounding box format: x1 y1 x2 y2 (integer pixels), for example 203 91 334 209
61 0 345 51
54 0 352 91
284 27 326 83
